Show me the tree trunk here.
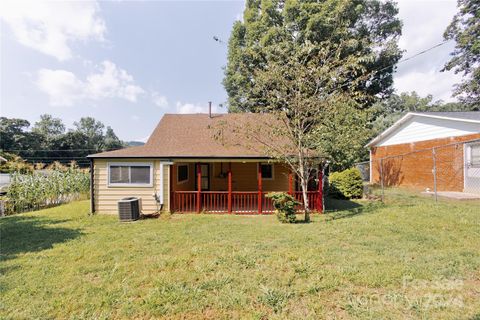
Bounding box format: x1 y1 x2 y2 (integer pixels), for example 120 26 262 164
300 176 310 222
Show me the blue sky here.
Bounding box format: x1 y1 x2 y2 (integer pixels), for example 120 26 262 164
0 0 459 142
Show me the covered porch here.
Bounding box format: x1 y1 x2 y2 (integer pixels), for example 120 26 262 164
170 161 323 214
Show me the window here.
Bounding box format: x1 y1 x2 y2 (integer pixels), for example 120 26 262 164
260 163 274 180
177 164 189 183
471 144 480 167
108 163 152 186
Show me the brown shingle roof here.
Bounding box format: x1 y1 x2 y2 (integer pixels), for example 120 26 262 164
88 113 283 158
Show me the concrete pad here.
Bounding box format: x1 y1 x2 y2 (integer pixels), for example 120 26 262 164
421 191 480 200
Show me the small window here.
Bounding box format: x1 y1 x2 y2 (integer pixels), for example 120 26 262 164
108 163 152 186
177 164 189 183
471 144 480 167
260 163 274 180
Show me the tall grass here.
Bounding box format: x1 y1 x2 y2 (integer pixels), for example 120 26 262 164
3 165 89 214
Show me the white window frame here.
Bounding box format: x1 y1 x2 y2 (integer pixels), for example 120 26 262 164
107 162 153 187
177 163 189 184
258 163 275 181
469 143 480 167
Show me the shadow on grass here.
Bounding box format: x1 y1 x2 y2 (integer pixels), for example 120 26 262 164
0 215 83 262
323 197 382 221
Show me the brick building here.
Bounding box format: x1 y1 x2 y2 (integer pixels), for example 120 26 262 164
368 112 480 193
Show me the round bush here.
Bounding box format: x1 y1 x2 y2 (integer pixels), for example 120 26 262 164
266 192 299 223
328 168 363 199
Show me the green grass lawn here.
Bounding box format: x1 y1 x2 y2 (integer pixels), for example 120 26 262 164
1 190 479 319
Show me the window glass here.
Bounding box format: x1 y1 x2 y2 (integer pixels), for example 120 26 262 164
109 164 151 185
471 144 480 166
110 166 129 183
261 164 273 179
131 166 151 184
178 165 188 182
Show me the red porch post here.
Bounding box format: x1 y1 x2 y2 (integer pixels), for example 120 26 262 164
197 163 202 213
288 172 293 195
317 166 323 213
227 168 232 214
258 163 263 214
170 164 174 212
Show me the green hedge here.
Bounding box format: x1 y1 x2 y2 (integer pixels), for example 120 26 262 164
328 168 363 199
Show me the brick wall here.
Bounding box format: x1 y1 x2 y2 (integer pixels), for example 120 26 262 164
371 133 480 192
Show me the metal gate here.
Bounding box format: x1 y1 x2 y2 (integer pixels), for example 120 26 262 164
464 142 480 194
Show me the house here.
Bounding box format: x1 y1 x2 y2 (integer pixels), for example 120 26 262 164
367 111 480 193
87 113 323 214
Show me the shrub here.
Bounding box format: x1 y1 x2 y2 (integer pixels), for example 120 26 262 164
329 168 363 199
266 192 299 223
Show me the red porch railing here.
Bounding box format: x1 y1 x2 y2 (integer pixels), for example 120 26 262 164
172 190 321 214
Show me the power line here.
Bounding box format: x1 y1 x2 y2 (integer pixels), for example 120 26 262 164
330 40 450 93
378 41 449 74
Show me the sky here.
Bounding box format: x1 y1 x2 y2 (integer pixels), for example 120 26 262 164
0 0 460 142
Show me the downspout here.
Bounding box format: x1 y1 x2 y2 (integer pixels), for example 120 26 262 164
90 158 95 214
158 161 173 211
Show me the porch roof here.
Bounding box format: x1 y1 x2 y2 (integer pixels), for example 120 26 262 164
88 113 287 159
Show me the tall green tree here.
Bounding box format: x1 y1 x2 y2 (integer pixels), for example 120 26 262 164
73 117 106 151
219 37 377 221
103 126 124 150
224 0 402 113
443 0 480 108
32 114 66 148
32 114 65 137
0 117 41 152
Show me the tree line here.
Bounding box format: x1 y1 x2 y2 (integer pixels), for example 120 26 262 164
0 115 133 166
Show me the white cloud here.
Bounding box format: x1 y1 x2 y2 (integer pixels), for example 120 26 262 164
36 69 84 106
394 69 462 102
174 101 226 114
86 61 144 102
0 0 106 61
175 102 205 114
36 60 145 106
152 92 169 108
138 135 150 143
394 0 459 101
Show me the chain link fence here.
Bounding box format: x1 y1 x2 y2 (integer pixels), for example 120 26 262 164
358 139 480 203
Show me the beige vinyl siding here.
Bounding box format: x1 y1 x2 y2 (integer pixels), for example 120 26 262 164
94 159 170 214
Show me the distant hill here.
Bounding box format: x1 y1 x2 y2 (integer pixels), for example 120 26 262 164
125 141 145 147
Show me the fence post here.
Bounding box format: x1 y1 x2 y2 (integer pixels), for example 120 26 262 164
379 158 385 202
432 148 438 202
